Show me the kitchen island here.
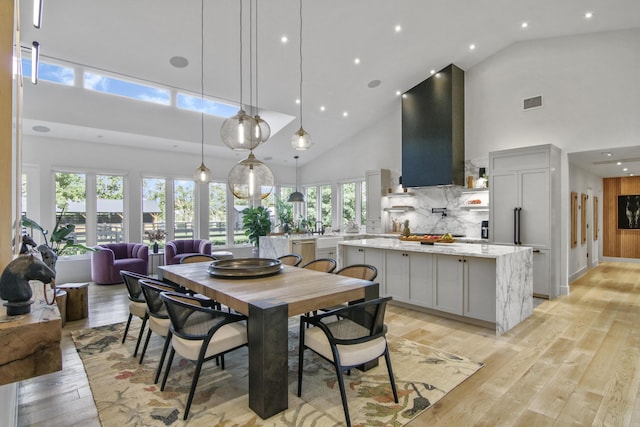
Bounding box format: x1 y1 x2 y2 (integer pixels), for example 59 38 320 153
338 238 532 335
259 233 370 266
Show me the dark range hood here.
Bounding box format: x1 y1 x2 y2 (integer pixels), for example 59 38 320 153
401 64 465 187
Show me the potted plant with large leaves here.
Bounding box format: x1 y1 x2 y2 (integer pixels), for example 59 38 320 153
21 207 96 271
241 206 272 254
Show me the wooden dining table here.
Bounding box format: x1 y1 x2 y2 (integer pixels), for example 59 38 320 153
158 262 379 420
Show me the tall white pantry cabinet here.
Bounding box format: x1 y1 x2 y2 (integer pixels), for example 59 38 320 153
489 144 561 299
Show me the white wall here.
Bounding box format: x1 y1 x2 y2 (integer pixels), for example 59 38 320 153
569 164 603 279
465 28 640 157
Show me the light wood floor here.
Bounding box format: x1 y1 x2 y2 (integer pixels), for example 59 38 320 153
17 262 640 426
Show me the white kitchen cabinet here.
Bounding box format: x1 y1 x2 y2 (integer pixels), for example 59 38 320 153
434 254 495 321
384 251 433 307
365 169 391 233
489 144 561 299
384 251 410 300
490 168 549 247
315 247 336 260
463 257 496 322
433 255 464 315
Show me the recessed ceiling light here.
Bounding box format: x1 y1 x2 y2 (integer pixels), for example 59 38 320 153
354 58 360 65
607 152 612 156
401 94 407 99
631 174 635 177
469 44 476 50
585 11 593 19
169 56 189 68
32 125 50 132
521 22 528 29
281 35 288 43
394 25 402 33
396 90 401 96
320 106 325 111
623 168 628 172
617 161 622 165
368 79 381 88
343 111 348 117
295 98 301 104
430 69 436 75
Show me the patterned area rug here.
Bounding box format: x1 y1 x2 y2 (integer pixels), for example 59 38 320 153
72 321 483 426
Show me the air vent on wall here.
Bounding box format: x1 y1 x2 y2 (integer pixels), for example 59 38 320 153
523 95 543 111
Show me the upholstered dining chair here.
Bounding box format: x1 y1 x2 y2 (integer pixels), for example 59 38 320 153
277 254 302 267
164 239 211 265
180 254 217 264
138 279 186 384
317 264 379 315
301 258 337 273
160 292 248 420
120 270 154 357
297 297 398 427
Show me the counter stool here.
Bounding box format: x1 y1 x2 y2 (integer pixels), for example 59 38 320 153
211 250 233 260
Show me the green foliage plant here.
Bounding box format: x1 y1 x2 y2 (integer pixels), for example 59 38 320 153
241 206 272 248
21 207 97 256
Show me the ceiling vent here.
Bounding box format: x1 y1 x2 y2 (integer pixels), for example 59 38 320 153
523 95 543 111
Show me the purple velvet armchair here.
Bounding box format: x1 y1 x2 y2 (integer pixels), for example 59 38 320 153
164 239 211 265
91 243 149 285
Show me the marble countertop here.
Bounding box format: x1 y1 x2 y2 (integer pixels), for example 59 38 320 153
338 238 531 259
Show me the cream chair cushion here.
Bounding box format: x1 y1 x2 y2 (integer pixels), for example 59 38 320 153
304 320 387 367
129 300 147 319
149 316 170 336
171 322 248 361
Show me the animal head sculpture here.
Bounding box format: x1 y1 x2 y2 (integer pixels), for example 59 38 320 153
0 255 56 315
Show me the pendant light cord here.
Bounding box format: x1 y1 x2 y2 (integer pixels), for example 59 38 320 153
200 0 205 164
299 0 304 127
239 0 244 110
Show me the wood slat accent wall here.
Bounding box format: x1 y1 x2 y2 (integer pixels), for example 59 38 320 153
603 177 640 258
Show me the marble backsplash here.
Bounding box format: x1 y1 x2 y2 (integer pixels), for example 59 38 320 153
384 160 489 239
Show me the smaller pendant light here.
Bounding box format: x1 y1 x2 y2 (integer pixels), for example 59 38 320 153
287 155 305 203
291 0 311 150
193 0 212 184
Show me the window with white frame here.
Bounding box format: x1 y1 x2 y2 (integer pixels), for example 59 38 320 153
208 182 227 246
142 178 166 246
96 175 125 245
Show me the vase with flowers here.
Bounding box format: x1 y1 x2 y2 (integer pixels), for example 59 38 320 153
144 229 166 253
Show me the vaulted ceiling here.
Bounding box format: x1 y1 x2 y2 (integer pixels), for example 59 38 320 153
18 0 640 174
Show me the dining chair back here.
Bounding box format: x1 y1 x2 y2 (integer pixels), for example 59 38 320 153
160 292 248 420
334 264 377 281
297 296 398 427
120 270 154 356
301 258 337 273
139 279 184 383
180 254 217 264
278 254 303 266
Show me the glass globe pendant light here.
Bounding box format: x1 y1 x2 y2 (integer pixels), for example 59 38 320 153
227 152 274 201
220 0 262 151
291 0 311 150
287 155 305 203
193 0 212 184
